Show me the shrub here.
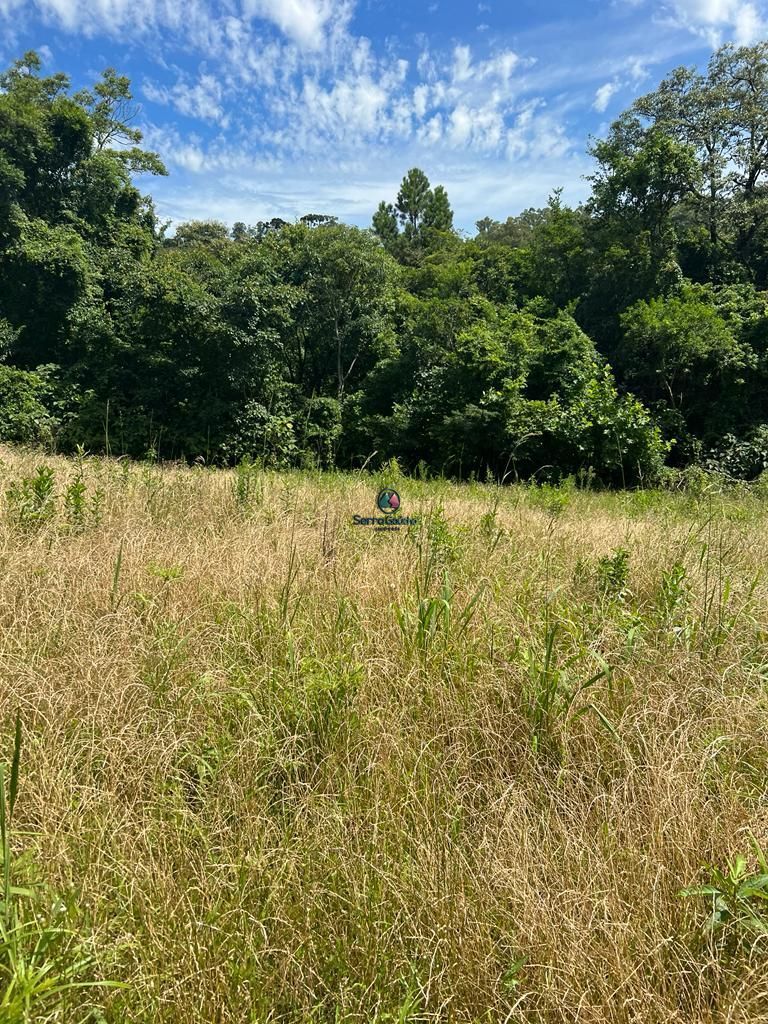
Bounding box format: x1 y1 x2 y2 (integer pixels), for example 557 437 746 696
704 425 768 480
509 369 670 487
0 365 58 447
220 401 298 467
6 465 56 528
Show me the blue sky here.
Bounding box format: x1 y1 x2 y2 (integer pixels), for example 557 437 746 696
0 0 765 232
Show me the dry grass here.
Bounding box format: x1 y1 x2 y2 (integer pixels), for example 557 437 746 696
1 445 768 1023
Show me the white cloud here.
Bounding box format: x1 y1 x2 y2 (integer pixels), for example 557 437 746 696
453 44 473 83
505 98 572 161
417 48 436 81
662 0 767 44
449 104 473 145
626 56 649 83
144 139 592 233
140 124 214 173
413 84 429 118
418 113 443 144
144 73 229 126
481 50 520 82
0 0 596 230
588 55 651 116
2 0 221 45
593 80 620 111
242 0 351 50
4 0 352 52
733 1 763 41
450 43 522 88
299 74 389 136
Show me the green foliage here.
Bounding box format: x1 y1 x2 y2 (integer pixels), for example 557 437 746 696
373 168 455 256
510 367 670 487
233 455 264 516
596 547 631 599
680 842 768 948
394 572 485 656
705 425 768 480
478 496 503 552
656 561 690 635
6 465 56 529
0 366 58 446
7 459 104 532
223 404 298 469
168 220 229 248
520 623 614 762
5 46 768 484
619 286 749 441
589 127 701 239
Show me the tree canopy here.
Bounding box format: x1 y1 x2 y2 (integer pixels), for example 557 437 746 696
4 44 768 484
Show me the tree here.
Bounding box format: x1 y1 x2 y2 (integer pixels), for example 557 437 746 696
588 127 700 242
300 213 338 228
372 202 399 252
285 223 398 403
74 66 166 176
474 207 551 248
373 169 455 258
711 44 768 262
396 168 432 233
468 242 534 305
0 364 60 445
254 217 289 239
530 191 590 309
630 68 731 249
619 285 752 444
628 43 768 276
168 220 230 248
423 185 453 232
5 44 768 479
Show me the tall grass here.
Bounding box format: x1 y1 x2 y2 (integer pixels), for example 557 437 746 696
1 445 767 1022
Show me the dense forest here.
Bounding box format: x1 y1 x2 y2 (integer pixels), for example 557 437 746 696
3 45 768 485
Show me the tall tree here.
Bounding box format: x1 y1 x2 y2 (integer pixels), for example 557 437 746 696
628 43 768 273
372 201 399 252
373 169 455 258
423 185 454 232
588 127 700 242
396 167 432 234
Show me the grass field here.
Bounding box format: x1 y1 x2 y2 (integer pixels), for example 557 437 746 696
1 445 768 1023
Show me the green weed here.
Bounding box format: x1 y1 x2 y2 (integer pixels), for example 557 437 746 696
520 623 615 761
394 573 486 656
596 547 631 600
680 838 768 950
233 455 264 516
6 466 56 529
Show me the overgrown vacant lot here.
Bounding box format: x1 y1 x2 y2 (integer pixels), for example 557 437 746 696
1 447 768 1023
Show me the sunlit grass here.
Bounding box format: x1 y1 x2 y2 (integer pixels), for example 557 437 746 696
1 445 767 1022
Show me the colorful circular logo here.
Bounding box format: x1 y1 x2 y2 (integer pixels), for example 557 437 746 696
376 488 401 515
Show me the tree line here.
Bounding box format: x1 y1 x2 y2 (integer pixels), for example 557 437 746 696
3 45 768 485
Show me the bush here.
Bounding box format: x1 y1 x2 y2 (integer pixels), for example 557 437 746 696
508 369 670 487
0 365 59 446
704 425 768 480
220 401 298 467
